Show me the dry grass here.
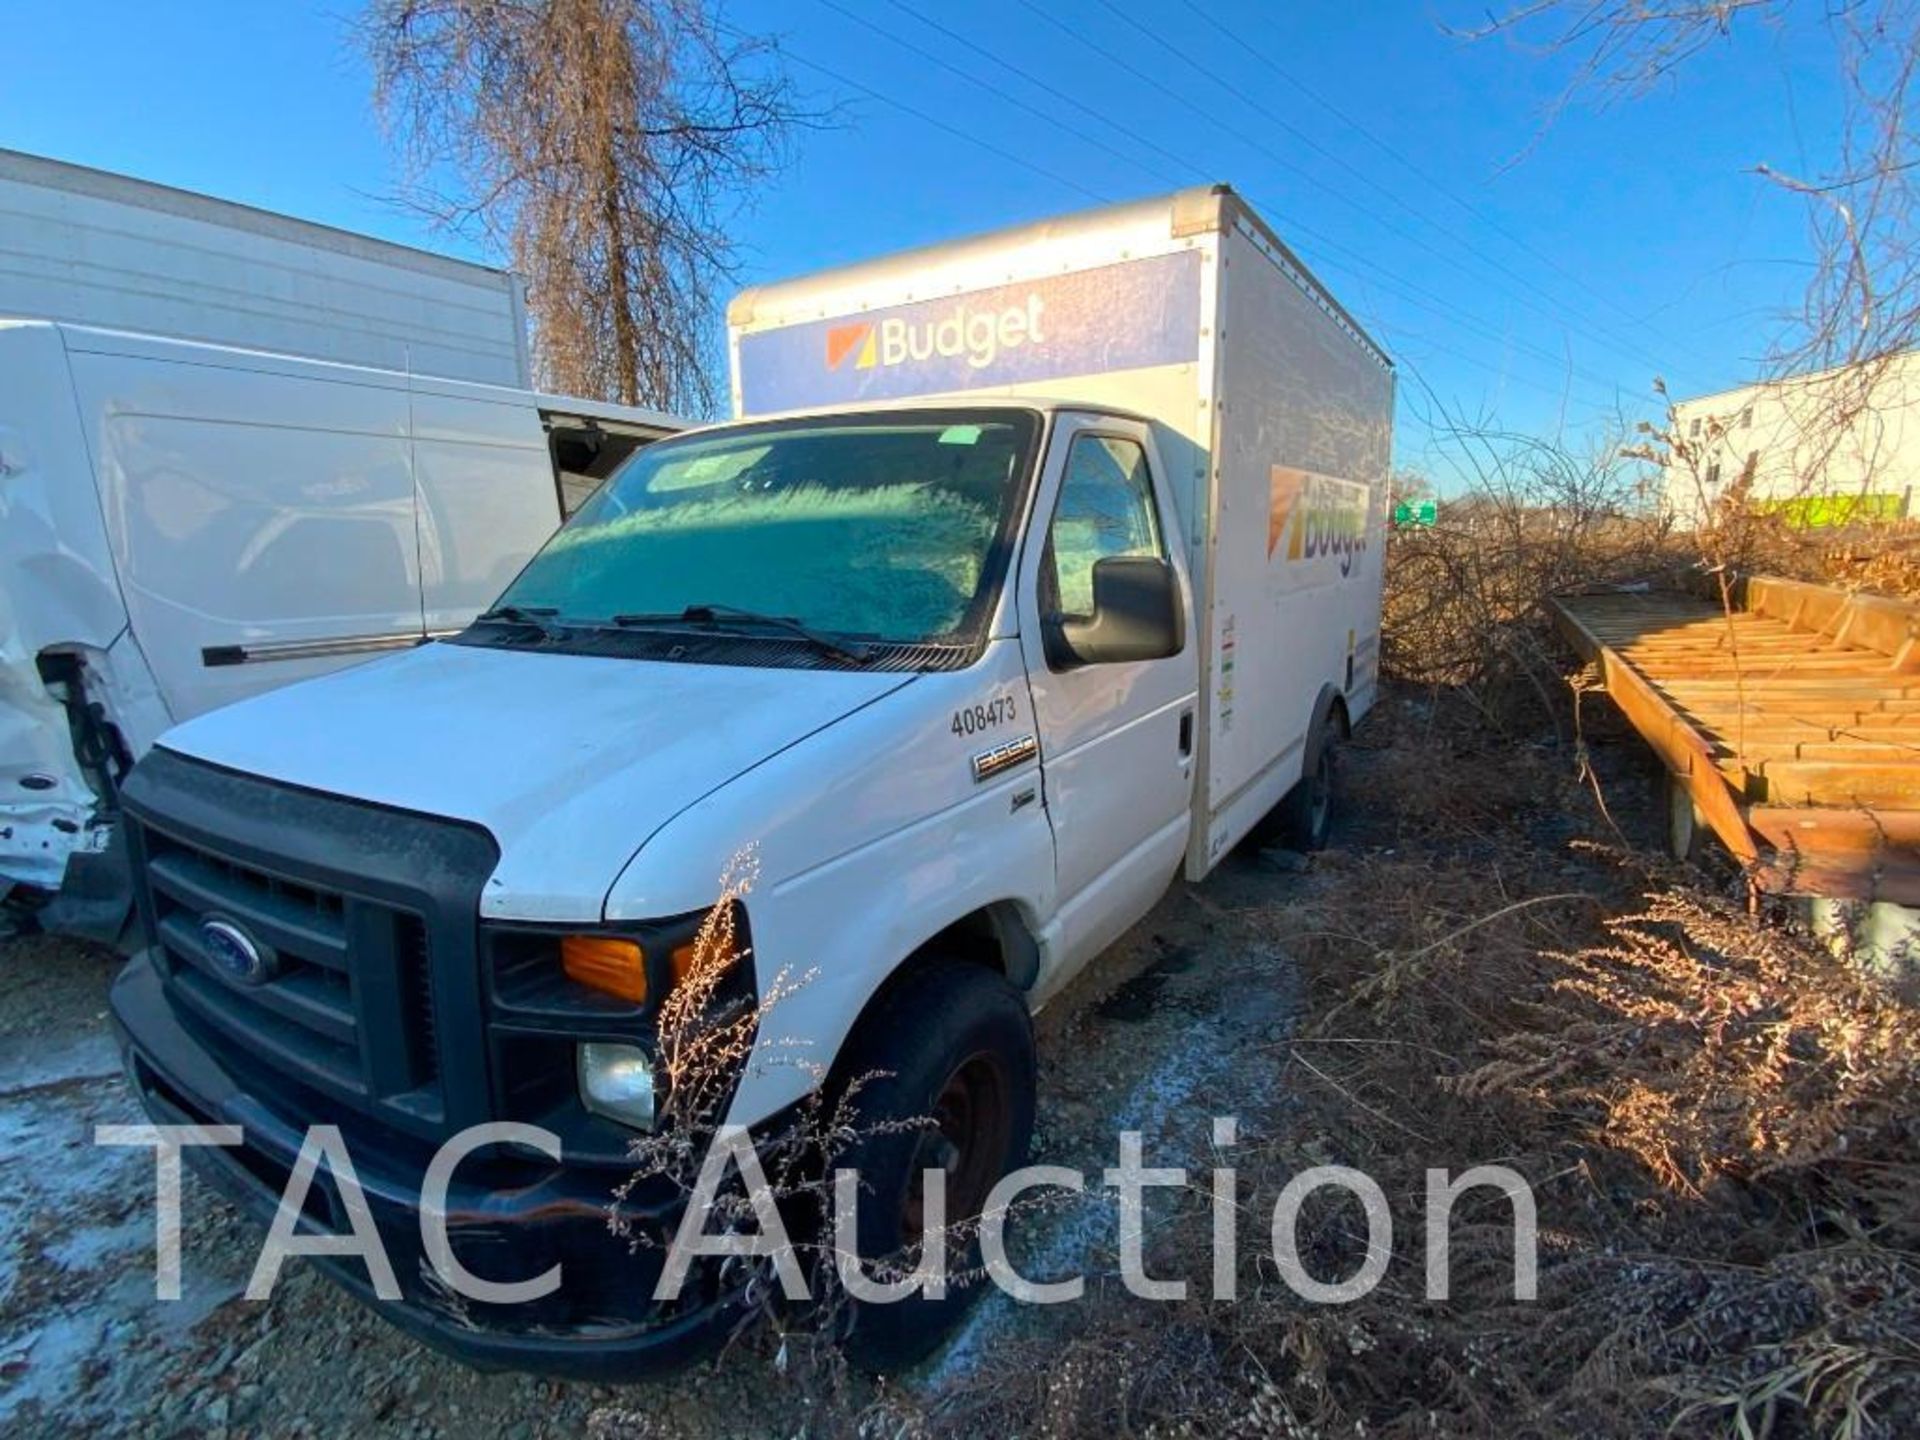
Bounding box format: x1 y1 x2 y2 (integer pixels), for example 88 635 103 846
1381 502 1681 734
882 505 1920 1439
1717 513 1920 600
596 488 1920 1437
875 696 1918 1439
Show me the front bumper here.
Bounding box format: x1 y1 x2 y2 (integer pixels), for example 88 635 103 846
110 950 737 1381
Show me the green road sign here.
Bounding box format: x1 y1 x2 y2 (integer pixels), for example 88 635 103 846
1393 499 1438 528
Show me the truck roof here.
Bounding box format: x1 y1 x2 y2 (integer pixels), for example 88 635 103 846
728 183 1388 370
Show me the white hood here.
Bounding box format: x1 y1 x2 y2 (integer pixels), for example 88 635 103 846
155 639 914 921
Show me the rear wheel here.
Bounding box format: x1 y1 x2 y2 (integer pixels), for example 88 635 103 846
828 960 1035 1372
1253 702 1345 851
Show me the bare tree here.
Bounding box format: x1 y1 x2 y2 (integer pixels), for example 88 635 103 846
1459 1 1920 376
361 0 801 413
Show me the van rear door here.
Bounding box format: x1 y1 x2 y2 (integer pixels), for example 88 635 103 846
65 336 424 723
409 386 565 635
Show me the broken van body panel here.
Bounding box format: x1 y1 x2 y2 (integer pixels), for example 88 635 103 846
0 321 148 889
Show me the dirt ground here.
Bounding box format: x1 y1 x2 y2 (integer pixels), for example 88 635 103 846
0 729 1382 1439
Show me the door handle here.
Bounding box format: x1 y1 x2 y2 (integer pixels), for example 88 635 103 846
1178 708 1194 758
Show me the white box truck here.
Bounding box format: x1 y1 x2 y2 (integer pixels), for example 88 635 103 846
106 186 1392 1374
1 320 682 936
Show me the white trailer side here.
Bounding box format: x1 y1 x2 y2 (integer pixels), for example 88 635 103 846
0 147 531 387
727 184 1393 878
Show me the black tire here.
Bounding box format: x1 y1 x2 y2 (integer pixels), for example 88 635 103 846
828 960 1035 1373
1254 703 1344 851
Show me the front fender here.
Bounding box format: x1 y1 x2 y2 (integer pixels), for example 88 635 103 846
602 639 1054 1127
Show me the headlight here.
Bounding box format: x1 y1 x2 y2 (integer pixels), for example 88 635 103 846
578 1041 656 1131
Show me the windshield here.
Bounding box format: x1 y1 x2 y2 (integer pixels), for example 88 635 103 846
491 410 1040 649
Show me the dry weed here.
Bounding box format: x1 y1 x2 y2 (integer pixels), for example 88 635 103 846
901 695 1917 1439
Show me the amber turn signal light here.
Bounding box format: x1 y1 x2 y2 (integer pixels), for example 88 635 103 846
560 935 648 1003
670 941 700 985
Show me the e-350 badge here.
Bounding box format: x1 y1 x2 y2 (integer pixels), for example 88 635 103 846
971 733 1037 783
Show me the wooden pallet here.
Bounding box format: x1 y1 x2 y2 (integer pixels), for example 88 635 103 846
1552 576 1920 902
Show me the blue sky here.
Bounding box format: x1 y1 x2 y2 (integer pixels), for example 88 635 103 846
1 1 1846 479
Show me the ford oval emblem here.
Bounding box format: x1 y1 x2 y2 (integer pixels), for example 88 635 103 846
200 916 277 987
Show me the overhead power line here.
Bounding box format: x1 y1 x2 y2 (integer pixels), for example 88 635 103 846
811 0 1167 186
1170 0 1723 376
1060 0 1680 384
730 11 1643 411
769 44 1108 204
828 0 1635 405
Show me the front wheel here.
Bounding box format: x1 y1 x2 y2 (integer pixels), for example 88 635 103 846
828 960 1035 1372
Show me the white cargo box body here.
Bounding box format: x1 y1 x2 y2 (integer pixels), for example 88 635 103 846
728 185 1394 876
0 148 531 387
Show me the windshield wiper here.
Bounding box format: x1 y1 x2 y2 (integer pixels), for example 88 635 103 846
613 604 874 664
471 604 565 641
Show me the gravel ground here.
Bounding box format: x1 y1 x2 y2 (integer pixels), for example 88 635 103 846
0 810 1317 1438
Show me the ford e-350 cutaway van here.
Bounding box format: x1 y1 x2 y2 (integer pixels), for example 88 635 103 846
109 186 1394 1374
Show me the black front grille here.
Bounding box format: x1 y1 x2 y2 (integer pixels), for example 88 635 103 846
121 748 501 1144
144 828 444 1122
395 913 440 1088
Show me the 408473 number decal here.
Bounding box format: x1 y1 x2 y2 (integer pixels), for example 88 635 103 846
951 695 1017 737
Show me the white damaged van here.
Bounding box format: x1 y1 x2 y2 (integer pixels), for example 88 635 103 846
0 320 680 936
108 186 1393 1373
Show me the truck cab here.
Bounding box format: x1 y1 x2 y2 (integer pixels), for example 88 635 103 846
112 399 1198 1368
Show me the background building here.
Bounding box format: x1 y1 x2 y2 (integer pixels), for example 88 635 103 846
1663 351 1920 527
0 147 531 386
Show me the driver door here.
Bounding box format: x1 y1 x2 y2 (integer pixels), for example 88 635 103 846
1016 416 1198 976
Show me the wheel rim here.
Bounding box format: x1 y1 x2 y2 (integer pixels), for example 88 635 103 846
902 1050 1013 1240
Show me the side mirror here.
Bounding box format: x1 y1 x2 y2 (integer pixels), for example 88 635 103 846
1045 555 1184 668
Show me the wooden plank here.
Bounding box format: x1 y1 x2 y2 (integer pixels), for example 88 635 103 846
1746 574 1920 667
1552 597 1760 861
1749 854 1920 903
1660 679 1920 693
1748 806 1920 852
1748 798 1920 903
1586 618 1789 636
1704 728 1920 749
1675 699 1920 717
1756 762 1920 808
1635 644 1877 656
1625 640 1856 656
1630 636 1865 647
1735 741 1920 766
1635 659 1885 676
